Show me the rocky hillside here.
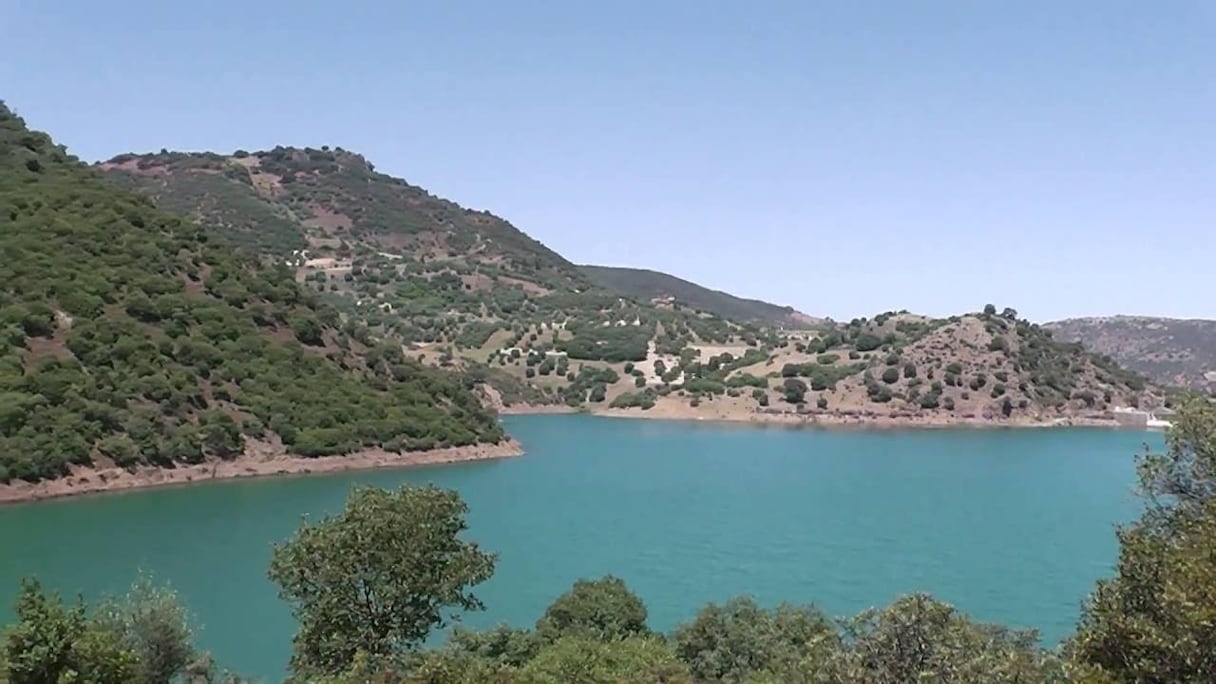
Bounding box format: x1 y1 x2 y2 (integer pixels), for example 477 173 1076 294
578 265 818 327
0 106 505 485
1046 316 1216 392
593 308 1161 424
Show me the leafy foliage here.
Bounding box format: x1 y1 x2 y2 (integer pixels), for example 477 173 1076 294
268 485 496 677
0 105 504 483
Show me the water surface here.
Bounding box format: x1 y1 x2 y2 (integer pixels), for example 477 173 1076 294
0 416 1156 679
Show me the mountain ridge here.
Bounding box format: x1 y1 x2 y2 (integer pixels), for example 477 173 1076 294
1045 315 1216 392
577 264 820 327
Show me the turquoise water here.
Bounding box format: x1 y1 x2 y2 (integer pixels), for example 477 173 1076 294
0 416 1156 680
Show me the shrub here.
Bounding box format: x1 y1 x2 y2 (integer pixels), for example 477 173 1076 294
854 333 883 352
885 353 900 366
782 378 808 404
943 397 955 410
881 368 899 384
536 576 649 642
817 397 828 410
969 375 987 391
946 362 964 375
816 354 839 365
903 362 917 379
991 383 1007 397
848 350 861 360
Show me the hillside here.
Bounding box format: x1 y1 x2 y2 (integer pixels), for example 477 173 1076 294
1046 316 1216 392
578 265 819 327
98 148 777 408
594 308 1162 425
0 105 506 486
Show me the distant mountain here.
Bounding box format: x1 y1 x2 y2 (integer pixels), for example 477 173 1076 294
0 106 505 485
578 265 819 327
1046 316 1216 392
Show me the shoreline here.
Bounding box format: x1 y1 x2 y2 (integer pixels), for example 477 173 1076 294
508 404 1141 430
0 439 523 506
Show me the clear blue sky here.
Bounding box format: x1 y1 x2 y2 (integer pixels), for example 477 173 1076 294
2 1 1212 321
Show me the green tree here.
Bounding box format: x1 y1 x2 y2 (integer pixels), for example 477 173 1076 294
93 575 196 684
536 576 650 642
819 594 1059 683
523 636 691 684
671 596 836 682
3 579 138 684
268 485 496 677
1069 399 1216 681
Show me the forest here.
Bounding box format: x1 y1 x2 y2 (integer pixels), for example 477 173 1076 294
0 105 505 484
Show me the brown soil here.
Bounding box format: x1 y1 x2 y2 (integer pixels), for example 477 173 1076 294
0 440 523 505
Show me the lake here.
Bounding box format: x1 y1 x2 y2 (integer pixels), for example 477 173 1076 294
0 415 1157 680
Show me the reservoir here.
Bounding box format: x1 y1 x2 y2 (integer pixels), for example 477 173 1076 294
0 415 1156 680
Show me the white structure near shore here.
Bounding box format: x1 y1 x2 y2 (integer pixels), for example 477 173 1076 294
1112 406 1173 430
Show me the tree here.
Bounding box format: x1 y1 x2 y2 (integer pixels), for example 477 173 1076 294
782 378 807 404
820 594 1059 683
93 575 196 684
671 597 836 682
522 636 690 684
983 304 997 315
268 485 496 676
536 576 649 642
3 579 138 684
1069 399 1216 681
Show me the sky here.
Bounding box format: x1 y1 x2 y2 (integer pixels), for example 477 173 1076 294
1 1 1212 322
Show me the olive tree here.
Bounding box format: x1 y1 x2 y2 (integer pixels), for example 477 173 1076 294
269 485 496 676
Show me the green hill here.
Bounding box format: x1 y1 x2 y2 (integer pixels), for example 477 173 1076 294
578 265 818 327
0 105 505 484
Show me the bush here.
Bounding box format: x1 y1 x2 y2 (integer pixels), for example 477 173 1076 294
536 576 649 642
885 353 900 366
752 389 769 407
881 368 899 384
943 397 955 410
672 597 835 683
782 378 808 404
848 350 861 360
817 396 828 410
969 375 987 391
854 333 883 352
903 362 917 379
816 353 839 365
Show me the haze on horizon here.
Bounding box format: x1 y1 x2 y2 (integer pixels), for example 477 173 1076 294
1 1 1211 323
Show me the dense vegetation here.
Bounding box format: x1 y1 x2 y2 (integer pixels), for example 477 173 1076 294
0 106 505 484
577 265 814 327
6 399 1215 682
